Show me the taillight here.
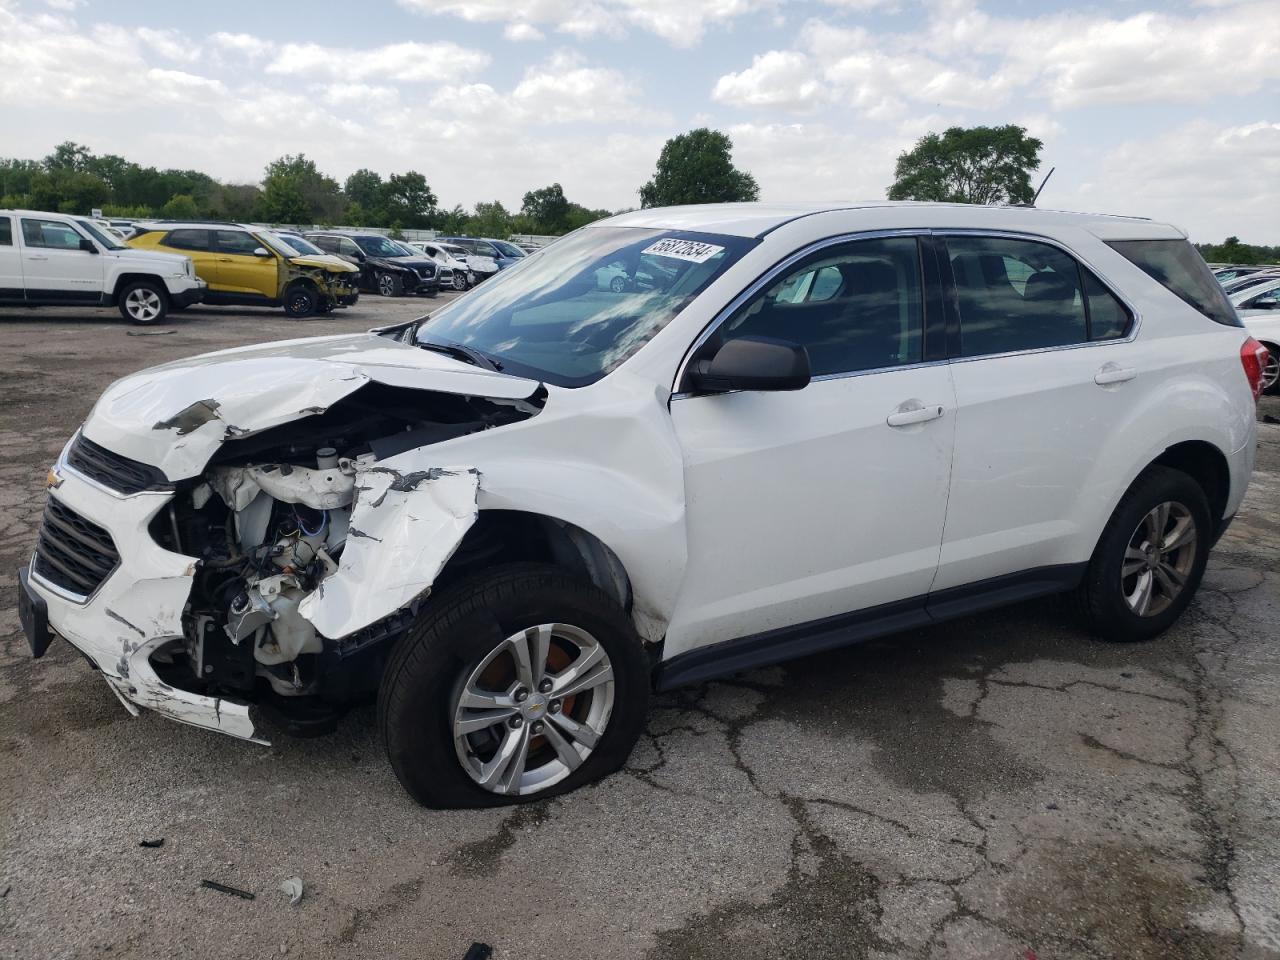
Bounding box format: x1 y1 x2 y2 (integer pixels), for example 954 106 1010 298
1240 337 1268 402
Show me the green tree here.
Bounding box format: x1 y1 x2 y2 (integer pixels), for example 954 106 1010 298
43 141 93 172
469 200 513 238
344 168 384 217
1195 236 1280 266
434 204 471 235
262 154 343 223
161 194 200 220
564 203 612 231
521 183 571 234
888 125 1043 205
381 171 437 227
257 176 311 224
639 128 759 209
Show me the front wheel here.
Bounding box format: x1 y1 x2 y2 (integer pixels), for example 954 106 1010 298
377 272 403 297
609 275 627 293
453 273 467 291
118 281 169 324
283 284 318 318
378 564 650 808
1078 466 1212 642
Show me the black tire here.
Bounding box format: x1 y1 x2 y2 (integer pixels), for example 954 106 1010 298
283 284 317 318
1259 341 1279 395
117 281 169 324
1077 465 1212 642
377 272 403 297
378 563 650 809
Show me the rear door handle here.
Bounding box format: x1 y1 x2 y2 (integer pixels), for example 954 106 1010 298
26 255 48 261
886 403 945 427
1094 363 1136 386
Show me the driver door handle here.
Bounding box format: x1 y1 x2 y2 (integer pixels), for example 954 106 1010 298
886 403 945 427
26 255 48 261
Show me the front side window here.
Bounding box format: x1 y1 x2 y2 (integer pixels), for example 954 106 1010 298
416 227 754 387
0 217 11 246
22 218 87 251
1108 239 1240 327
717 236 924 377
216 230 263 255
1240 284 1280 310
165 229 210 252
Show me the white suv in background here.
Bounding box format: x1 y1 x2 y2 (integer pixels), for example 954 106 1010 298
0 209 205 323
20 202 1264 808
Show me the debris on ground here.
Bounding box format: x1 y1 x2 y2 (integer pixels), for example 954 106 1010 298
463 943 493 960
200 879 255 900
125 329 176 336
139 838 165 848
278 876 303 906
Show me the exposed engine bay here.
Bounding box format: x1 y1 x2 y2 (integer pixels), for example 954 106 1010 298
148 382 543 721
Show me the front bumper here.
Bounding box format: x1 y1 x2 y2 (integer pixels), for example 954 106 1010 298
23 454 266 743
164 277 207 306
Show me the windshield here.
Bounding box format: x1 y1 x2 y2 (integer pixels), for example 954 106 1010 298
273 233 325 256
354 235 410 258
390 240 420 257
259 231 306 258
491 240 526 258
416 227 755 387
77 219 125 251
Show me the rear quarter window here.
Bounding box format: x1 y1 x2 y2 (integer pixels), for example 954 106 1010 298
1107 239 1241 327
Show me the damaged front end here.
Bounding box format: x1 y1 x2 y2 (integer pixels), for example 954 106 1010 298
29 346 546 740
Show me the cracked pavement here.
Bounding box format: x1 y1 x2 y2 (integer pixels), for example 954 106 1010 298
1 302 1279 959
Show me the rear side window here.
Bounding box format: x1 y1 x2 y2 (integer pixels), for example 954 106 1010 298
948 237 1087 356
1107 239 1241 327
721 236 924 376
165 229 210 251
0 217 11 245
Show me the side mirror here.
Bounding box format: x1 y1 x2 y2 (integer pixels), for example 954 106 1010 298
686 336 810 394
79 237 98 254
253 247 271 257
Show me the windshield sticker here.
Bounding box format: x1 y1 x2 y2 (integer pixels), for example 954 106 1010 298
641 238 725 263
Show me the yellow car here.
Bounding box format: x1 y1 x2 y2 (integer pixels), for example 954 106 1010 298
129 222 359 317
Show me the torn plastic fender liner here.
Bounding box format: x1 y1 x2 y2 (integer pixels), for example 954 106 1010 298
298 463 481 640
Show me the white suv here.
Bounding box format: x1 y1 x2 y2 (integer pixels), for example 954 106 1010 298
19 203 1264 807
0 209 205 323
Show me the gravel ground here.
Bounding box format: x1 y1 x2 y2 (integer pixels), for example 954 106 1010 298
1 296 1278 960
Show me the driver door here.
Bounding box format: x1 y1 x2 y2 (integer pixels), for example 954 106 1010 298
212 229 277 298
664 235 956 659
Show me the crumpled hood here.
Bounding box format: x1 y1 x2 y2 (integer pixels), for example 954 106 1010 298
289 254 358 274
82 332 541 481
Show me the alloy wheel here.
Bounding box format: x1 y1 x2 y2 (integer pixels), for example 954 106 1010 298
453 623 615 796
125 288 162 322
1262 346 1279 391
378 273 396 296
1121 501 1197 617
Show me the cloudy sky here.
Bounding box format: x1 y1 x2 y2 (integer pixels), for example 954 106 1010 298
1 0 1276 242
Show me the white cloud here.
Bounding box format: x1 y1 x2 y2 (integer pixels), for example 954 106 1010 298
504 22 545 42
211 31 273 59
266 41 490 83
712 50 825 110
1058 120 1280 243
397 0 771 46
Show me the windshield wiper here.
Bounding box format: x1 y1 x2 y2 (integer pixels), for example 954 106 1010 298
416 337 504 372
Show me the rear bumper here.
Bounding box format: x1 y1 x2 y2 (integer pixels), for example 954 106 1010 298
24 450 266 743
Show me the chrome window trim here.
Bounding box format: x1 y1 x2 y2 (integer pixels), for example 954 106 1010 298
672 228 931 396
933 228 1143 362
670 226 1144 400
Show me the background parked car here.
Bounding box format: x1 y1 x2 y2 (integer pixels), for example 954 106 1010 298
1222 270 1280 296
305 231 439 298
438 236 526 273
404 240 474 289
1233 278 1280 393
0 208 204 323
130 222 358 317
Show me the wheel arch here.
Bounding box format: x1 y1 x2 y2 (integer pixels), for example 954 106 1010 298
1148 439 1231 524
110 272 167 305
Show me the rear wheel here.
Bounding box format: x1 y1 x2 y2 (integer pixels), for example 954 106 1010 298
1260 341 1279 395
377 272 403 297
1078 466 1211 642
283 284 317 318
118 281 168 324
378 564 649 808
609 275 627 293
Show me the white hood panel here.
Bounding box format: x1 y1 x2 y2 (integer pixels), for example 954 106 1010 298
82 333 541 480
